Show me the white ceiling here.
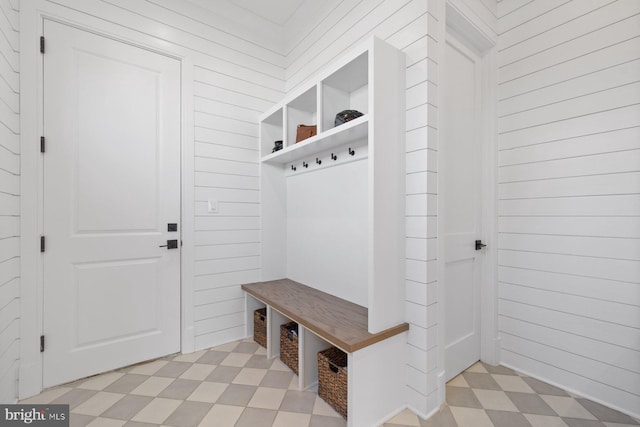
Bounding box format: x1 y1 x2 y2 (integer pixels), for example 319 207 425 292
226 0 307 26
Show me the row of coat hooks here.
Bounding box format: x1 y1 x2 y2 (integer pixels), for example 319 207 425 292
290 147 356 172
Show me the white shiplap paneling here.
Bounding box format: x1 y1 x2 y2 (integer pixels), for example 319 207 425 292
0 0 18 404
192 71 263 352
498 0 640 418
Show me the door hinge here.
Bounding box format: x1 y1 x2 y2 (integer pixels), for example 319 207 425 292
40 36 45 54
40 236 45 253
40 335 45 352
40 136 45 153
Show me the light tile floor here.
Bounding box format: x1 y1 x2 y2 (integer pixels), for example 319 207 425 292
385 363 640 427
21 338 639 427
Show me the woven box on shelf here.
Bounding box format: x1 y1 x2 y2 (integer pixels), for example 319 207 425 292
253 307 267 348
279 322 299 375
318 346 348 419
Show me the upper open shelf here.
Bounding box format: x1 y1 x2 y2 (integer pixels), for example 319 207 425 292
261 114 368 164
259 47 372 165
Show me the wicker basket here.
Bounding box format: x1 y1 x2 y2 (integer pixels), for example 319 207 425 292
253 308 267 348
279 322 299 375
318 347 348 419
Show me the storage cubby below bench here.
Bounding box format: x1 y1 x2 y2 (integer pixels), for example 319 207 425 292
242 279 409 427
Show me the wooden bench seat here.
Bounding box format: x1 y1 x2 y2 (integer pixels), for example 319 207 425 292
241 278 409 353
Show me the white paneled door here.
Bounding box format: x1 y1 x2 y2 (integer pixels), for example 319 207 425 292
42 21 181 387
443 31 484 382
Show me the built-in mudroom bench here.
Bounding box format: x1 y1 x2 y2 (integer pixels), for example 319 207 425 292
242 279 409 427
250 36 407 426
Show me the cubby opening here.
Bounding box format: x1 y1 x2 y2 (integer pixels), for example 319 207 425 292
267 309 288 359
301 328 334 391
245 294 267 347
322 51 369 131
260 108 284 156
286 86 318 146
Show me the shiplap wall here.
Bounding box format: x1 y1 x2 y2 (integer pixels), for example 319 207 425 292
26 0 285 353
497 0 640 418
283 0 438 416
0 0 19 403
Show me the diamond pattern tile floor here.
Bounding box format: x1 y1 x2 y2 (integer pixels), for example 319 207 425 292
20 340 639 427
385 362 640 427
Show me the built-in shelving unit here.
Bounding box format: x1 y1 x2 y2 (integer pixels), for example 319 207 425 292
260 49 370 164
254 37 406 426
259 36 406 335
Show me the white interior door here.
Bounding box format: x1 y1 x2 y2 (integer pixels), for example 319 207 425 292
42 20 181 387
442 30 484 382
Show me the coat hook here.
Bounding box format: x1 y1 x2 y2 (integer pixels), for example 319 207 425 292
316 157 322 165
349 147 355 156
291 165 296 171
331 153 337 161
303 161 308 168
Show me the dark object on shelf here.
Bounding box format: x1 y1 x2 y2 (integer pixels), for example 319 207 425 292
280 322 299 375
296 124 317 143
272 140 283 153
253 308 267 348
334 110 363 127
318 347 348 419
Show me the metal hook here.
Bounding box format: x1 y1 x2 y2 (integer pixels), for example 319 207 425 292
291 165 296 171
316 157 322 165
331 153 337 161
303 161 308 168
349 147 355 156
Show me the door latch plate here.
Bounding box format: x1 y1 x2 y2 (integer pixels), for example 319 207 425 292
475 240 487 251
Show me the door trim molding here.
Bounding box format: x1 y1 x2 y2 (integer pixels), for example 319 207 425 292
19 2 195 398
436 0 499 406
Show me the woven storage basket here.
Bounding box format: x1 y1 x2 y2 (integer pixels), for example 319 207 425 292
318 347 348 419
253 308 267 348
279 322 299 375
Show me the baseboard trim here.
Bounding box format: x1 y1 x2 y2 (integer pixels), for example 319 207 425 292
181 325 195 354
410 403 438 421
377 404 409 426
437 370 446 406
